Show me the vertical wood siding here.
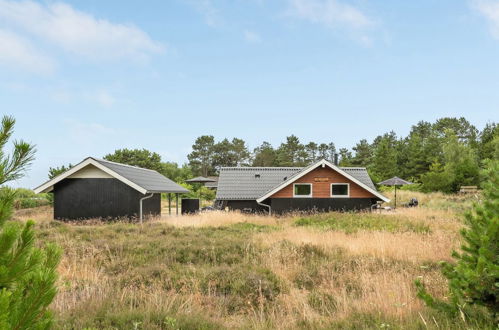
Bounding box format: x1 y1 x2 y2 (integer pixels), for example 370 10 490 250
54 178 160 220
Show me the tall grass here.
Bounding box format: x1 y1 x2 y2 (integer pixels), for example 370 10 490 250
11 194 490 329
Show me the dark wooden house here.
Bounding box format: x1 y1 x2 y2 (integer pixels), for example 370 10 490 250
215 159 389 214
34 157 189 220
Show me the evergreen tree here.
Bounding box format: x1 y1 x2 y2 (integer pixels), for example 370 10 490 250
253 142 277 167
212 138 251 170
369 132 398 181
408 120 443 172
351 139 372 167
104 148 163 172
401 133 429 180
229 138 251 166
305 142 318 162
161 162 192 183
48 163 73 179
416 160 499 321
433 117 479 147
276 135 306 166
421 130 480 192
479 123 499 161
326 142 337 162
211 138 234 169
0 115 61 329
338 148 353 166
317 143 330 160
187 135 216 176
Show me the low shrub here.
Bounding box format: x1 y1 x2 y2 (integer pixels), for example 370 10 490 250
12 188 51 209
14 197 50 209
295 212 431 234
308 290 338 315
200 265 285 311
57 309 222 330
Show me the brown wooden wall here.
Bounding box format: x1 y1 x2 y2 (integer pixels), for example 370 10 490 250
270 167 376 199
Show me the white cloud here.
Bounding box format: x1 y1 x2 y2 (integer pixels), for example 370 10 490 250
288 0 373 30
472 0 499 39
185 0 220 27
94 90 116 107
64 119 116 146
51 89 72 103
0 0 165 61
244 30 262 43
0 29 55 73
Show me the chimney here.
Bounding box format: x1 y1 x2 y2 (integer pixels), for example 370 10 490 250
333 153 339 166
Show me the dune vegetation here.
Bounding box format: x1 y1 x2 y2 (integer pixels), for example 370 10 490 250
12 191 491 329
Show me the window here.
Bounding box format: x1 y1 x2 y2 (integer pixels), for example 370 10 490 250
294 183 312 197
331 183 349 197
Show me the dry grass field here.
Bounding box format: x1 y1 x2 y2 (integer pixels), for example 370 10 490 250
12 191 489 329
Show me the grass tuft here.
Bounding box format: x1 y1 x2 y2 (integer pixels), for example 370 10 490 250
294 212 431 234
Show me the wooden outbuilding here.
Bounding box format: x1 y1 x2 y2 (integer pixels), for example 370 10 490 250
34 157 189 220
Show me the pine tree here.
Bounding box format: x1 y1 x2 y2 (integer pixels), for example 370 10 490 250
187 135 216 176
351 139 372 167
416 160 499 322
253 142 277 167
370 132 398 181
0 115 61 329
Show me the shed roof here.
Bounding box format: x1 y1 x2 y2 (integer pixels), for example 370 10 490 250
216 159 387 202
204 176 219 188
94 158 189 193
185 176 217 183
34 157 189 194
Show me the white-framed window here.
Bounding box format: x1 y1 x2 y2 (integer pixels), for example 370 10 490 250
293 183 312 197
331 183 349 197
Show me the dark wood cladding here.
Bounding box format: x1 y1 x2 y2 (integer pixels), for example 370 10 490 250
181 199 200 214
54 178 160 220
218 200 268 213
269 198 377 214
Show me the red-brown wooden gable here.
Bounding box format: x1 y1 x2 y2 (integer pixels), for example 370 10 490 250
270 166 376 198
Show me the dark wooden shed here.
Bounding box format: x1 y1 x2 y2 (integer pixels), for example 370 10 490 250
34 157 189 220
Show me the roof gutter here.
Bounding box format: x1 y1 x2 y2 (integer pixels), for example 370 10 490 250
139 193 154 224
257 200 272 216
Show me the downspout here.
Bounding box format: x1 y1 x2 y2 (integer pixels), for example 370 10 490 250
257 200 272 216
139 193 154 224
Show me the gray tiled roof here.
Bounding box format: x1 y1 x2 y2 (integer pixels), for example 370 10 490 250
94 158 189 193
216 167 302 200
341 167 377 190
215 165 376 200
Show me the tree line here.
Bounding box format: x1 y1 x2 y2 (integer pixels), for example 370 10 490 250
185 117 498 192
49 117 498 193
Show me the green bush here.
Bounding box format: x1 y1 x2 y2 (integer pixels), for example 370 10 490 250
11 188 51 209
200 266 285 310
14 197 50 209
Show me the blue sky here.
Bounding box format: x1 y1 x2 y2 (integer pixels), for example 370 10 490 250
1 0 498 188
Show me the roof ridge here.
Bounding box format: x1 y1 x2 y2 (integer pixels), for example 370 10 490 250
220 167 303 170
92 157 159 173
